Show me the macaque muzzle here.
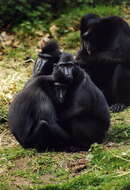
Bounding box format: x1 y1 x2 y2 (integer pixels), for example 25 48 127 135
54 82 68 103
58 62 75 80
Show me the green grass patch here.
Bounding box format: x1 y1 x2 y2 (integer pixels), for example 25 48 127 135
0 143 130 189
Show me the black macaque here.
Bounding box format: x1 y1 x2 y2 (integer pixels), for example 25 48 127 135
53 52 75 103
33 40 61 76
77 14 130 112
8 51 110 152
8 41 71 152
8 74 71 152
53 52 110 151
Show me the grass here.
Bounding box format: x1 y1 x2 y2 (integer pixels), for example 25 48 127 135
0 4 130 190
0 142 129 189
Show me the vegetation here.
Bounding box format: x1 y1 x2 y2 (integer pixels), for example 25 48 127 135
0 0 129 29
0 2 130 190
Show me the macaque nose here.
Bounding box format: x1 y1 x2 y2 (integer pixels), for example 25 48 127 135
63 67 72 78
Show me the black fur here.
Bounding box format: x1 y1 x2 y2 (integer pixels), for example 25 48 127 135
53 52 110 150
77 14 130 112
8 74 71 151
8 52 110 152
33 40 61 76
8 42 69 152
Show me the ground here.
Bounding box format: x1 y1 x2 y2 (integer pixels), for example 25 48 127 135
0 14 130 190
